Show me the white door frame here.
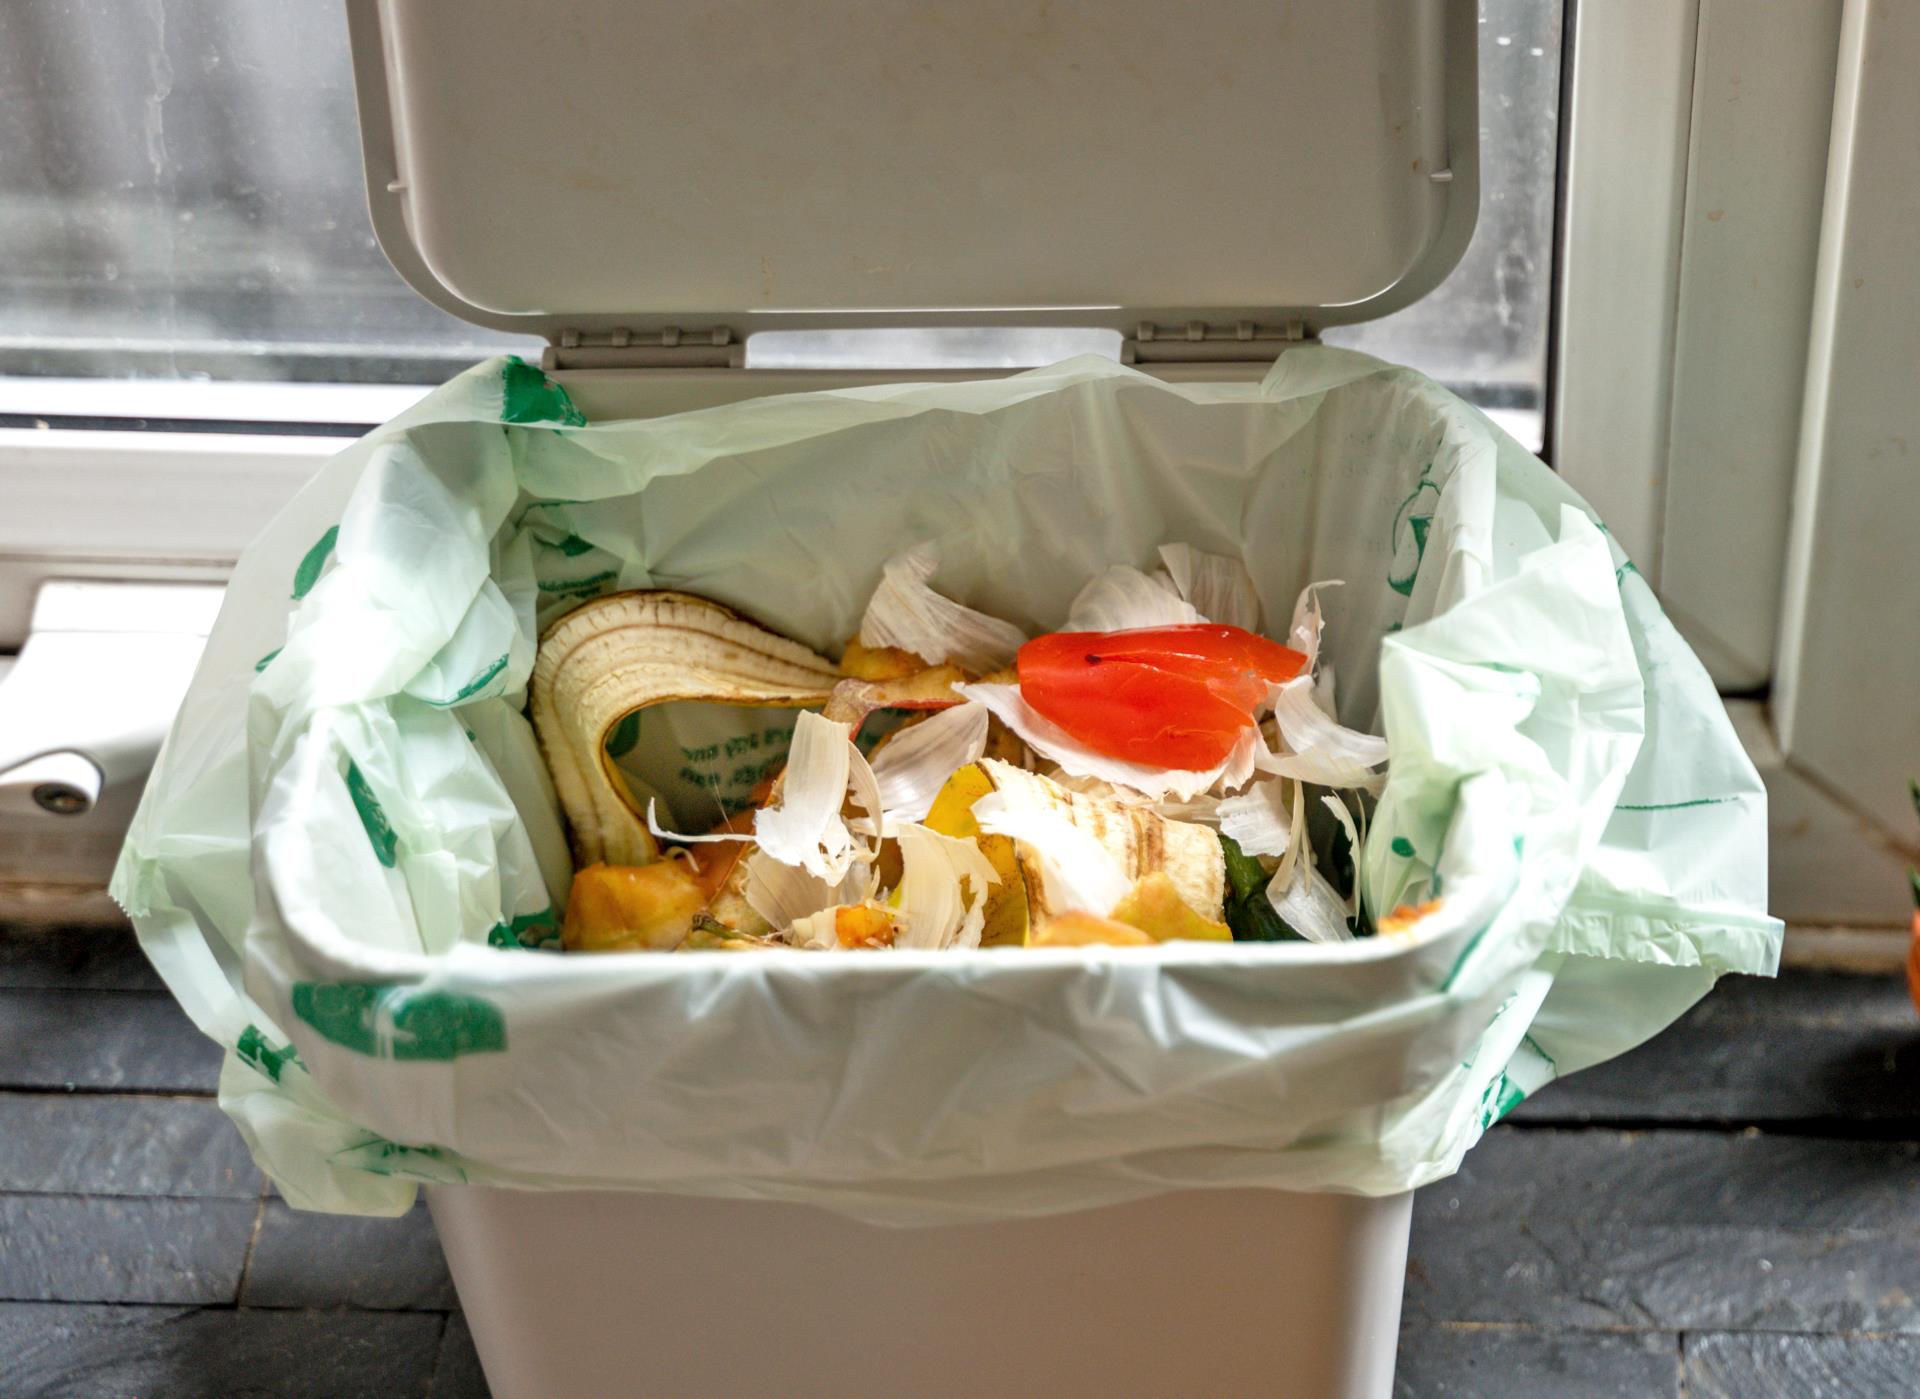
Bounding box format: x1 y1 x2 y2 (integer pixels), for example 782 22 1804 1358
1555 0 1916 961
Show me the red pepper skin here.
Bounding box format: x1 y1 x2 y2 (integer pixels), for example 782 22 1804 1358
1017 624 1307 770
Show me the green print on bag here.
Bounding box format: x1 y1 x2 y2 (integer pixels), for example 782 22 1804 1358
487 907 559 950
332 1136 470 1182
1476 1072 1528 1130
537 568 620 595
500 355 588 428
292 525 339 600
345 761 398 868
1388 469 1440 597
436 652 511 706
236 1024 303 1083
511 497 588 530
1616 795 1742 813
541 532 598 557
291 982 507 1060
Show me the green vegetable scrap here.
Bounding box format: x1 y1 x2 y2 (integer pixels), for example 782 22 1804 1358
1219 834 1302 942
1909 779 1920 910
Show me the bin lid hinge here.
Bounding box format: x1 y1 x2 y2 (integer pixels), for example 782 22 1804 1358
1122 319 1310 365
543 326 744 371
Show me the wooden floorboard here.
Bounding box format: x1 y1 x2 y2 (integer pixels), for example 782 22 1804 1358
0 989 223 1094
431 1311 491 1399
1 923 1915 1398
242 1201 456 1311
1429 1129 1920 1233
1515 969 1920 1130
0 1195 259 1305
0 925 165 993
1394 1324 1681 1398
1683 1330 1920 1398
0 1095 257 1198
0 1302 446 1399
1408 1131 1920 1335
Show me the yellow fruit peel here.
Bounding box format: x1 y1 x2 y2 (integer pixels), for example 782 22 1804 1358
562 861 707 953
1030 912 1156 947
924 763 1029 946
1109 871 1233 943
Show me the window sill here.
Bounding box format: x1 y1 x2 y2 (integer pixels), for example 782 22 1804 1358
0 428 333 648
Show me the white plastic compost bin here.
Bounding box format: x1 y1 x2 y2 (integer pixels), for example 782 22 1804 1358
346 2 1481 1394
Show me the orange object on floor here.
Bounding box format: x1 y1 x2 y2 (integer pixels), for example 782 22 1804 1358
1908 907 1920 1015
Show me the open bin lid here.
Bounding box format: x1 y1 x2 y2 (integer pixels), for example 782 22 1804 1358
346 0 1477 363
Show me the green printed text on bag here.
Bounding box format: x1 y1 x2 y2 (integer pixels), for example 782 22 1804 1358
291 983 507 1061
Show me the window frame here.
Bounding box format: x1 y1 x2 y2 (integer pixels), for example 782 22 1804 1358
20 2 1907 956
1551 0 1844 694
1552 0 1911 952
0 427 334 648
0 379 428 432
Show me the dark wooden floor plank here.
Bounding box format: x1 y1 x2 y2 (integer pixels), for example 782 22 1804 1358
0 1195 257 1304
243 1200 456 1311
0 956 1909 1396
1680 970 1915 1027
1394 1324 1679 1398
1426 1127 1920 1232
1517 971 1920 1128
1406 1218 1920 1335
1684 1330 1920 1399
430 1311 492 1399
0 989 222 1093
0 1095 257 1199
0 1302 444 1399
0 925 163 993
1410 1127 1920 1337
1518 1022 1920 1128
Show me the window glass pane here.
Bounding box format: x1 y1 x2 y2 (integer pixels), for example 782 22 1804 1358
0 0 536 383
1322 0 1564 448
0 0 1560 429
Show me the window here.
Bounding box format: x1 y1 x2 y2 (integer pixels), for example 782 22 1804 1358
1 0 1562 445
0 0 538 385
8 3 1900 950
1324 0 1563 449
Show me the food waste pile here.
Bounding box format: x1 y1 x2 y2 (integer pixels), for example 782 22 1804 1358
532 543 1429 955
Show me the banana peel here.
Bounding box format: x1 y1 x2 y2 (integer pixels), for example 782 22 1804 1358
924 763 1030 946
1030 912 1156 947
820 665 969 730
981 762 1226 928
530 591 842 868
925 762 1226 943
1109 871 1232 943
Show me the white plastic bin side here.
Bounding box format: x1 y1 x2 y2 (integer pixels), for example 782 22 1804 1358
429 1184 1414 1398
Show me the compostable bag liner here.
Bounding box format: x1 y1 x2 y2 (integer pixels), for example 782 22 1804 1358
112 350 1779 1220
